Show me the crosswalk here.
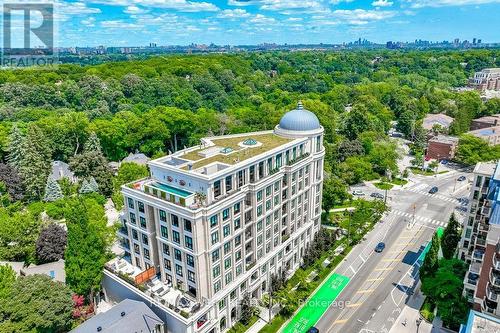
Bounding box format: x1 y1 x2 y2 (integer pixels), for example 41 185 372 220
405 183 457 204
390 209 448 227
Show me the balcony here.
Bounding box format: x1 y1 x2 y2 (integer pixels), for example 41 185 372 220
490 269 500 287
118 226 128 237
473 248 485 261
127 179 196 208
487 283 499 302
476 237 487 247
482 297 497 314
493 254 500 271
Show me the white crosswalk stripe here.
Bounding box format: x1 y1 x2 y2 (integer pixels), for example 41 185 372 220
389 209 448 228
406 188 457 203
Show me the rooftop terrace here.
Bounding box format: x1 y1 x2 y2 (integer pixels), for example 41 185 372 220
158 132 293 173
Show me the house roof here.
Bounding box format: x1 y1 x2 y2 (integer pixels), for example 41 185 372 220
468 125 500 138
20 259 65 282
71 299 164 333
122 153 150 166
422 113 454 130
460 310 500 333
51 161 75 181
428 135 459 145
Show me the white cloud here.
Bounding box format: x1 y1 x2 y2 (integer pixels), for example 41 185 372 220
260 0 322 10
410 0 500 8
81 17 96 27
101 20 141 28
372 0 393 7
88 0 219 12
248 13 276 24
228 0 260 5
124 5 148 14
217 9 251 18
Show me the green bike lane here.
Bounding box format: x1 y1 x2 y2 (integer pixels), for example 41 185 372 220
282 273 350 333
282 227 444 333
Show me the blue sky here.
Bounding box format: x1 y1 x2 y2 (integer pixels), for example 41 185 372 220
9 0 500 46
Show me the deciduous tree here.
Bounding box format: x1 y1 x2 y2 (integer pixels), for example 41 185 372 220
36 223 67 264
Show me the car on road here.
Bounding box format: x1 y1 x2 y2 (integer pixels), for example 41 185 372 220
429 186 438 194
352 190 365 196
306 327 319 333
375 242 386 253
457 176 467 181
370 192 384 199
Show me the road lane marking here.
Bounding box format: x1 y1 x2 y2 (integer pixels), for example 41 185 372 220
332 319 348 325
347 303 363 308
356 289 374 294
374 267 393 271
366 277 384 282
381 258 401 262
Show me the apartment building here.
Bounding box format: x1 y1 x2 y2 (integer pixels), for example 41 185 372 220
459 161 500 316
467 126 500 146
469 68 500 92
470 115 500 131
104 102 325 333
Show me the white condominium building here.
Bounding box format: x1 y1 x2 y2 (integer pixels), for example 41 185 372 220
107 102 325 333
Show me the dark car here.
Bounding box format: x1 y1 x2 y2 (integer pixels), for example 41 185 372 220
370 192 384 199
457 176 467 181
429 186 438 194
375 242 386 253
306 327 319 333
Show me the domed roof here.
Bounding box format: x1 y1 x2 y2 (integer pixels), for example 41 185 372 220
279 102 320 132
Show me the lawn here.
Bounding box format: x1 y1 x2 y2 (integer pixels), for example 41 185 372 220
420 298 436 322
229 316 259 333
409 167 436 176
391 178 408 186
374 182 393 190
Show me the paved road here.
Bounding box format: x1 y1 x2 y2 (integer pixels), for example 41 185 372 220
314 170 470 333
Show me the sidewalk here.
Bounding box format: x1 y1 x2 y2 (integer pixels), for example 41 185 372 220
389 284 433 333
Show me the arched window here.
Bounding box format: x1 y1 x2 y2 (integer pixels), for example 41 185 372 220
220 317 227 331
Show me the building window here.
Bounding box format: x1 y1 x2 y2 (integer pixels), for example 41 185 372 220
175 249 182 261
257 190 263 201
224 242 231 255
138 201 145 213
210 215 218 228
128 198 134 209
266 200 271 211
214 280 221 294
173 231 180 244
257 220 263 231
187 254 194 267
142 234 148 245
140 217 146 229
219 298 226 310
162 243 170 256
185 236 193 250
164 259 171 270
175 264 183 277
171 214 179 227
212 250 221 264
208 229 219 245
234 218 241 230
236 264 242 276
132 229 138 240
129 212 136 224
144 248 150 260
159 210 167 222
223 208 230 221
188 270 196 283
316 135 321 152
161 226 168 239
234 202 241 214
257 205 263 217
184 220 192 233
214 180 221 198
225 176 232 192
225 272 232 284
235 250 242 262
276 154 282 168
235 235 241 246
213 265 221 278
134 243 140 254
224 257 232 269
223 224 231 238
230 290 236 300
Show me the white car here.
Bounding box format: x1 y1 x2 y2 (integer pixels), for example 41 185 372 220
352 190 365 196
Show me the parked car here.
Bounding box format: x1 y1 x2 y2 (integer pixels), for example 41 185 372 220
440 160 449 165
352 190 365 196
375 242 386 253
457 176 467 181
306 327 319 333
429 186 438 194
370 192 384 199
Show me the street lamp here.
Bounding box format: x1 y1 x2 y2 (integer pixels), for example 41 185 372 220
416 317 422 333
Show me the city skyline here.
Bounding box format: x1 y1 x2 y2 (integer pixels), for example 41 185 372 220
8 0 500 47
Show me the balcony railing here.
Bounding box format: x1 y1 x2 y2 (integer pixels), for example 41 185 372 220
494 255 500 271
118 226 128 236
487 283 499 302
482 298 496 314
490 269 500 287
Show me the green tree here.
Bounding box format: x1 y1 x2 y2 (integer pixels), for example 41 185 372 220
6 124 23 169
0 264 15 299
0 208 40 262
455 134 500 165
322 176 350 212
441 214 461 259
18 124 52 200
239 292 256 325
43 176 64 202
65 198 110 299
70 135 113 196
0 274 73 333
420 232 440 279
